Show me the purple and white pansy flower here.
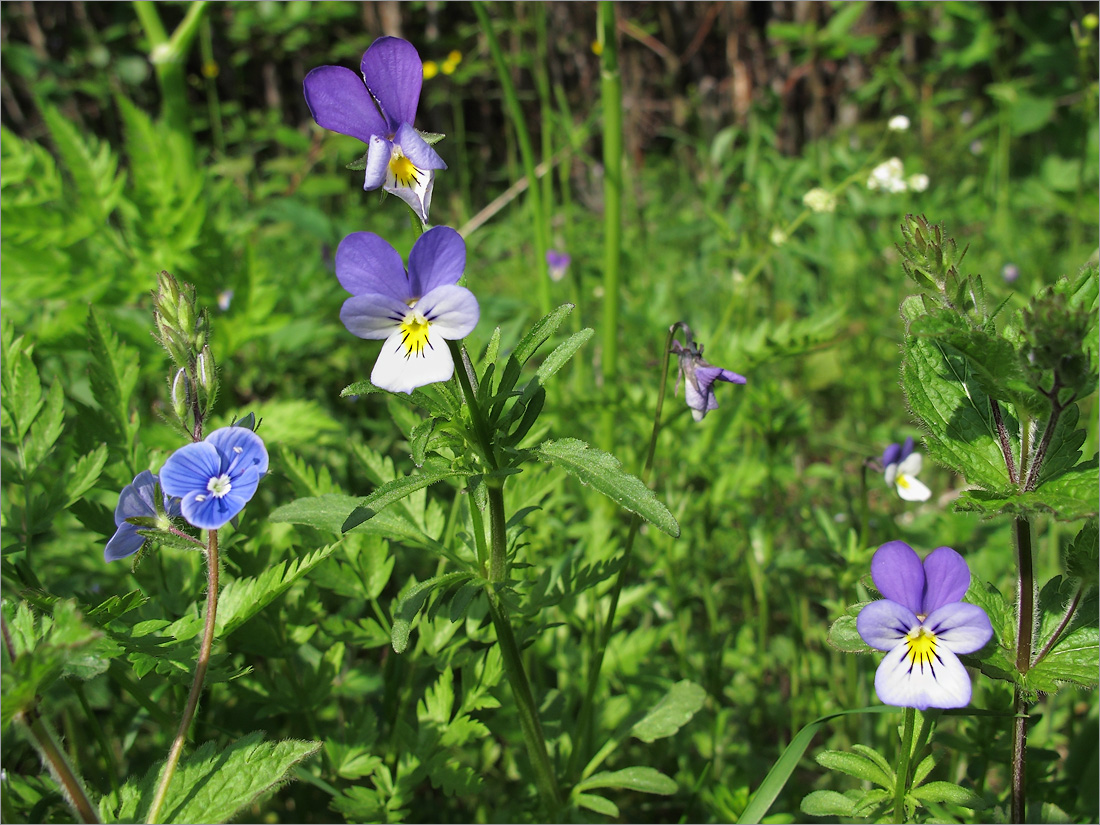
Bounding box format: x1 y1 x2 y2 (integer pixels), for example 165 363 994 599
337 225 480 394
857 541 993 710
882 436 931 502
670 338 746 422
303 36 446 224
159 426 269 531
104 470 182 562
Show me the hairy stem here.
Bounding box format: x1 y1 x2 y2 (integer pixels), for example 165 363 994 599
1011 517 1034 824
1023 398 1064 492
146 528 220 825
989 399 1018 485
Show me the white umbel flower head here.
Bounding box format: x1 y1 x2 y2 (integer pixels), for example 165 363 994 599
888 115 911 132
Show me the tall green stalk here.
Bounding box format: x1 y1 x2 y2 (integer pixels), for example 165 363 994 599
892 707 916 823
473 2 552 316
1010 517 1035 823
597 1 624 453
132 1 209 139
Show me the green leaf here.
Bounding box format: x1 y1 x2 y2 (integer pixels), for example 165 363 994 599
391 572 473 654
512 303 575 365
956 459 1099 521
216 546 337 637
1027 577 1098 692
800 790 858 817
342 466 476 532
631 680 706 743
1 324 44 444
110 732 320 824
909 780 985 808
902 333 1014 491
22 380 65 474
576 767 678 796
828 613 871 653
64 444 109 507
1037 404 1087 486
910 751 940 787
86 306 139 442
575 793 620 818
341 379 453 418
816 749 894 790
41 103 124 223
269 494 361 534
534 439 680 536
534 328 593 385
1064 519 1098 586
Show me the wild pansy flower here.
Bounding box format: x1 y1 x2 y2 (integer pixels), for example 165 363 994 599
546 249 571 282
670 332 746 422
104 471 182 562
337 225 479 394
160 426 269 530
857 541 992 709
303 36 446 224
882 436 931 502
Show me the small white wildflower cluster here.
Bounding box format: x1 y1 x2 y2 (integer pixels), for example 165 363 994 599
769 226 788 247
802 187 837 214
888 115 910 132
867 158 929 194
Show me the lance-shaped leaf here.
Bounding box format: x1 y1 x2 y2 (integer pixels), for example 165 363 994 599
534 438 680 536
342 463 477 533
632 680 706 743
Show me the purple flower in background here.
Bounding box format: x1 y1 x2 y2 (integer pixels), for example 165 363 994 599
857 541 992 709
160 427 269 530
546 249 571 282
670 337 746 422
1002 263 1020 284
882 436 931 502
104 471 182 562
337 226 480 394
303 37 446 224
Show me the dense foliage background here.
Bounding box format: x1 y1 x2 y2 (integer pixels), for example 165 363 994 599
2 2 1097 823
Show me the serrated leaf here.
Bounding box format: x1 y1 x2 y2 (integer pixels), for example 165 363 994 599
902 334 1014 491
391 572 473 654
800 790 858 817
576 766 678 795
1064 519 1098 585
86 306 139 441
816 749 894 790
216 545 337 637
632 680 706 743
828 613 871 653
341 379 453 418
1037 404 1087 486
575 793 620 818
64 444 109 507
909 780 985 808
534 438 679 536
342 466 475 532
110 732 320 823
41 103 124 223
956 459 1099 521
23 380 65 474
1027 578 1098 692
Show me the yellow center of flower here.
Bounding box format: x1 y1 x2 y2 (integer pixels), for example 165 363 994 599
388 152 421 189
896 474 912 490
905 626 938 671
400 311 431 359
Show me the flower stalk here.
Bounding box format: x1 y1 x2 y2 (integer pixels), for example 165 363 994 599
893 706 916 823
146 528 220 825
1010 516 1035 824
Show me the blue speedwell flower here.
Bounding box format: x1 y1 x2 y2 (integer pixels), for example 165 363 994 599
303 36 446 224
159 427 269 530
104 470 182 562
337 225 480 394
857 541 992 709
670 338 746 421
882 436 931 502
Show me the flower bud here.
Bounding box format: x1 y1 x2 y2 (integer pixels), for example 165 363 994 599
195 345 218 413
171 368 191 426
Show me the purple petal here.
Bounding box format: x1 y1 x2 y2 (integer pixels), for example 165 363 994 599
920 546 970 614
160 442 222 500
899 436 915 462
206 426 269 478
683 379 716 421
335 232 411 301
114 470 159 525
361 37 423 131
340 292 410 340
408 226 466 297
393 122 447 171
925 602 993 655
857 599 918 652
303 65 386 144
881 442 901 469
364 136 392 191
181 489 242 531
104 523 146 562
870 541 925 614
417 285 480 339
873 639 973 709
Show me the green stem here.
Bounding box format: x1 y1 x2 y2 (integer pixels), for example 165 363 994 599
1011 516 1035 824
133 1 209 137
487 484 508 583
893 706 916 823
568 325 676 779
597 0 624 453
473 2 551 316
146 528 220 825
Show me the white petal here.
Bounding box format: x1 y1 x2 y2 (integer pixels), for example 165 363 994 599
417 285 479 339
897 452 923 476
874 640 972 709
895 473 931 502
371 326 454 394
884 463 898 486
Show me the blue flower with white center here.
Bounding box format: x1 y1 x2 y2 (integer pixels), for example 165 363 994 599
881 436 931 502
303 36 446 224
104 470 182 562
159 427 269 530
336 225 480 394
857 541 993 710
